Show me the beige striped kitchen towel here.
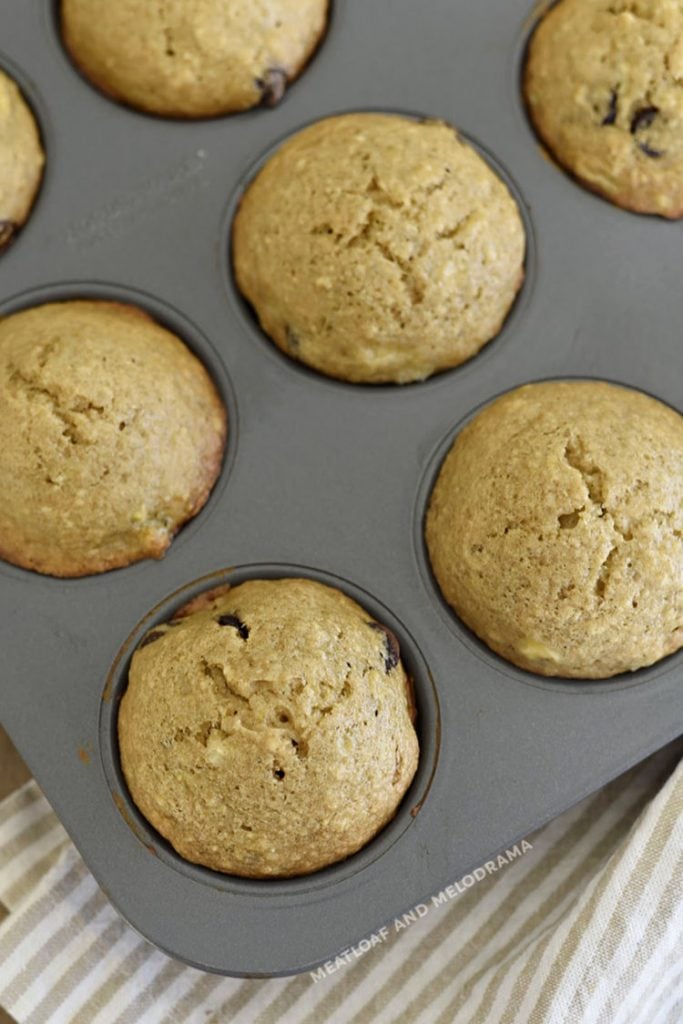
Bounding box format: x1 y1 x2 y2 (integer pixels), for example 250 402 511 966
0 738 681 1024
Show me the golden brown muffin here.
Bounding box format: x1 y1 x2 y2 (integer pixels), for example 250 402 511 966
0 300 226 577
524 0 683 217
426 380 683 679
232 113 526 384
118 578 420 877
0 69 44 250
60 0 329 117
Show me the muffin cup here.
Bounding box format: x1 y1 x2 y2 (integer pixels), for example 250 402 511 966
100 564 440 895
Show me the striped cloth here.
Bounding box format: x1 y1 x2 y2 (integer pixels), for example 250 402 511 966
0 739 681 1024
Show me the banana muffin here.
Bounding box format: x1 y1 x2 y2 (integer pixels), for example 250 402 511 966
232 112 526 384
0 300 226 576
118 577 420 877
60 0 329 117
0 68 44 250
426 380 683 678
524 0 683 217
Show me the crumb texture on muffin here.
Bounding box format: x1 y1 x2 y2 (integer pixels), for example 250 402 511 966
426 380 683 678
118 578 420 877
0 69 44 247
233 112 526 383
0 300 226 576
61 0 329 117
525 0 683 217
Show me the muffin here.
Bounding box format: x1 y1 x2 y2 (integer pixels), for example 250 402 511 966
426 380 683 678
232 113 526 384
524 0 683 217
0 69 44 250
0 300 226 576
118 577 420 877
60 0 329 117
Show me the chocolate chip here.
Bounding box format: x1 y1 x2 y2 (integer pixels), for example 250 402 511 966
273 768 285 780
139 630 165 649
367 621 401 673
630 106 659 134
602 90 618 126
285 325 300 353
255 68 288 108
638 141 664 158
216 614 249 639
0 220 16 250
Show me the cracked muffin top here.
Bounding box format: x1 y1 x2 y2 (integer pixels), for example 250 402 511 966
0 68 44 251
118 577 420 877
60 0 329 117
426 380 683 678
232 113 526 384
0 300 226 577
524 0 683 217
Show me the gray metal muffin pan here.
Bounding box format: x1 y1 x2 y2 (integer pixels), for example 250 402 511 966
0 0 681 978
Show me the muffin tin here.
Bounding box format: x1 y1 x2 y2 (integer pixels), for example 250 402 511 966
0 0 681 977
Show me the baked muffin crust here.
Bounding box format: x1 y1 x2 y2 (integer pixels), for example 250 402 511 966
119 578 420 877
525 0 683 217
61 0 329 117
233 113 526 384
0 300 226 576
426 380 683 678
0 69 44 250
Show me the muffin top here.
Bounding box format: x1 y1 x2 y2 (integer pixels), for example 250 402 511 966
0 69 44 249
524 0 683 217
426 380 683 679
61 0 329 117
0 300 226 577
118 577 419 877
233 113 526 384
